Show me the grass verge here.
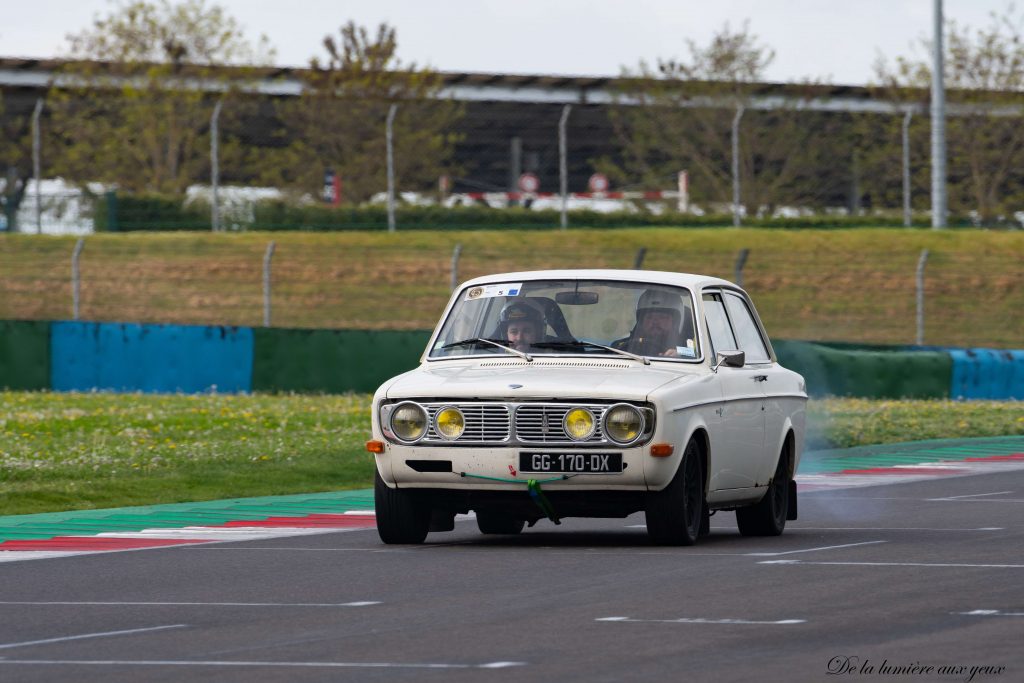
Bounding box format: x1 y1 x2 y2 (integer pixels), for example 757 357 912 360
1 391 1022 516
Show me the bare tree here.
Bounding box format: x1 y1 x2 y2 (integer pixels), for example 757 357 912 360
601 22 844 215
0 93 33 231
874 6 1024 222
261 22 462 204
46 0 273 195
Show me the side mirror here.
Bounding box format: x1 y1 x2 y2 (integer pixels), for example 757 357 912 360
713 349 745 371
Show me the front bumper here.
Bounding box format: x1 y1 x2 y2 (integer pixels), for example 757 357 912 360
376 443 653 491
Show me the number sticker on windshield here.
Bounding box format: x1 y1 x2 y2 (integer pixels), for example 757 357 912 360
465 283 523 300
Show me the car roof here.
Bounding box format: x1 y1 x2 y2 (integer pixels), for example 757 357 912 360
459 269 737 291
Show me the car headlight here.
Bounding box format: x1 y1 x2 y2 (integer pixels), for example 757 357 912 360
563 407 596 441
434 406 465 440
604 404 645 444
390 402 427 443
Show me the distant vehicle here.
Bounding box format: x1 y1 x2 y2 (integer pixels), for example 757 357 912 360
367 269 807 545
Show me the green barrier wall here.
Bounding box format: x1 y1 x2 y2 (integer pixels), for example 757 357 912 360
774 340 951 399
252 328 432 394
0 321 50 390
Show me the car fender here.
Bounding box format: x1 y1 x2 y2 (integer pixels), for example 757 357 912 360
643 403 712 492
766 416 796 481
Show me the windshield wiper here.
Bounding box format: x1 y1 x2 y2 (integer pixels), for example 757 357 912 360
441 337 532 362
531 340 650 365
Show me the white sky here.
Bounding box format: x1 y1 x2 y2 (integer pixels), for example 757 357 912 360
0 0 1013 85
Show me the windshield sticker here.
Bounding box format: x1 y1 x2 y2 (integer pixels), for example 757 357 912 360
465 283 523 301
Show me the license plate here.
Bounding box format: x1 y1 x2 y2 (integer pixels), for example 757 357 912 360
519 452 623 474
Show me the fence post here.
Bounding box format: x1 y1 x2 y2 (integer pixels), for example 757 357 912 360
32 98 44 235
677 170 689 213
210 100 223 232
386 103 398 233
71 238 84 320
633 247 647 270
509 137 522 194
916 248 929 345
263 241 276 327
931 0 947 229
734 248 750 288
104 191 119 232
731 105 744 227
902 109 913 227
450 243 463 292
559 104 572 230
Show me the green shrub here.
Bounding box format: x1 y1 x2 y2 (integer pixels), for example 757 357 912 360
249 202 989 231
95 193 210 232
99 195 990 232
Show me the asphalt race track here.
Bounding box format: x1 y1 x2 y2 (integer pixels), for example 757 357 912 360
1 469 1022 683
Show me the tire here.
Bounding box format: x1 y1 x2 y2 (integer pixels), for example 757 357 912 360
699 502 711 538
736 447 790 537
374 469 430 544
476 511 525 535
645 438 704 546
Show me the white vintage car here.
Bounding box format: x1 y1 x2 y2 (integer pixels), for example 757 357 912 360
367 269 807 545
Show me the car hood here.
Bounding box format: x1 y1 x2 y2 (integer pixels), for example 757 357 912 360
385 359 699 401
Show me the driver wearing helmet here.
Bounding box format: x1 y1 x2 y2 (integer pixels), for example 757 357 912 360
496 301 545 351
613 289 690 357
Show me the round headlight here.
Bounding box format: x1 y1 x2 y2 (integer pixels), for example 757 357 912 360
434 407 465 440
563 407 596 441
604 404 644 444
390 402 427 442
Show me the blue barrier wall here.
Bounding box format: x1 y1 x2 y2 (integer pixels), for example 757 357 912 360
950 348 1024 400
51 322 253 393
4 317 1020 399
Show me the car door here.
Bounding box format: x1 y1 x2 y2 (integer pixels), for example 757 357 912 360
722 289 784 486
724 288 786 485
703 290 765 491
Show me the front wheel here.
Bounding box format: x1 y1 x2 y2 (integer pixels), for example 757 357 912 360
375 469 430 544
736 447 790 537
645 438 704 546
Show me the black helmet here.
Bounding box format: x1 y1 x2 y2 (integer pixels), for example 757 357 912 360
499 301 544 325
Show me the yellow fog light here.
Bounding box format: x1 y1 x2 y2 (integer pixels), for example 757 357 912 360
390 402 427 442
434 406 465 440
563 408 596 441
604 404 644 445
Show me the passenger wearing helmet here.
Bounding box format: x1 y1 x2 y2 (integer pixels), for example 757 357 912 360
613 289 691 357
496 301 545 351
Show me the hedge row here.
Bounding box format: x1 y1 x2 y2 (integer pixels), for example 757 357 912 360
93 194 993 232
95 193 210 231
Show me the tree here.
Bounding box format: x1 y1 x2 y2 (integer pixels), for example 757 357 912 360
0 93 33 231
46 0 273 195
261 22 462 204
601 22 847 215
873 6 1024 222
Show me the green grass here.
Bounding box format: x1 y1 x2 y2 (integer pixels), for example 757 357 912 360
0 391 374 515
806 397 1024 449
2 391 1022 517
2 227 1022 347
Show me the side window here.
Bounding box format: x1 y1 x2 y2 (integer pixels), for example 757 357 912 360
724 292 770 363
702 292 737 357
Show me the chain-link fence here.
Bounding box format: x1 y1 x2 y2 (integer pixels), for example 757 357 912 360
1 234 1021 348
8 79 1024 234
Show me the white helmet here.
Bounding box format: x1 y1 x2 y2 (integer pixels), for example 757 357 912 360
636 289 686 321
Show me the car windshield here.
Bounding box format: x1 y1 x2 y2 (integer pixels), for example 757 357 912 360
429 279 700 361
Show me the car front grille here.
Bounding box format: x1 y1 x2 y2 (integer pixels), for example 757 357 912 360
415 401 644 446
513 404 608 444
424 403 512 443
